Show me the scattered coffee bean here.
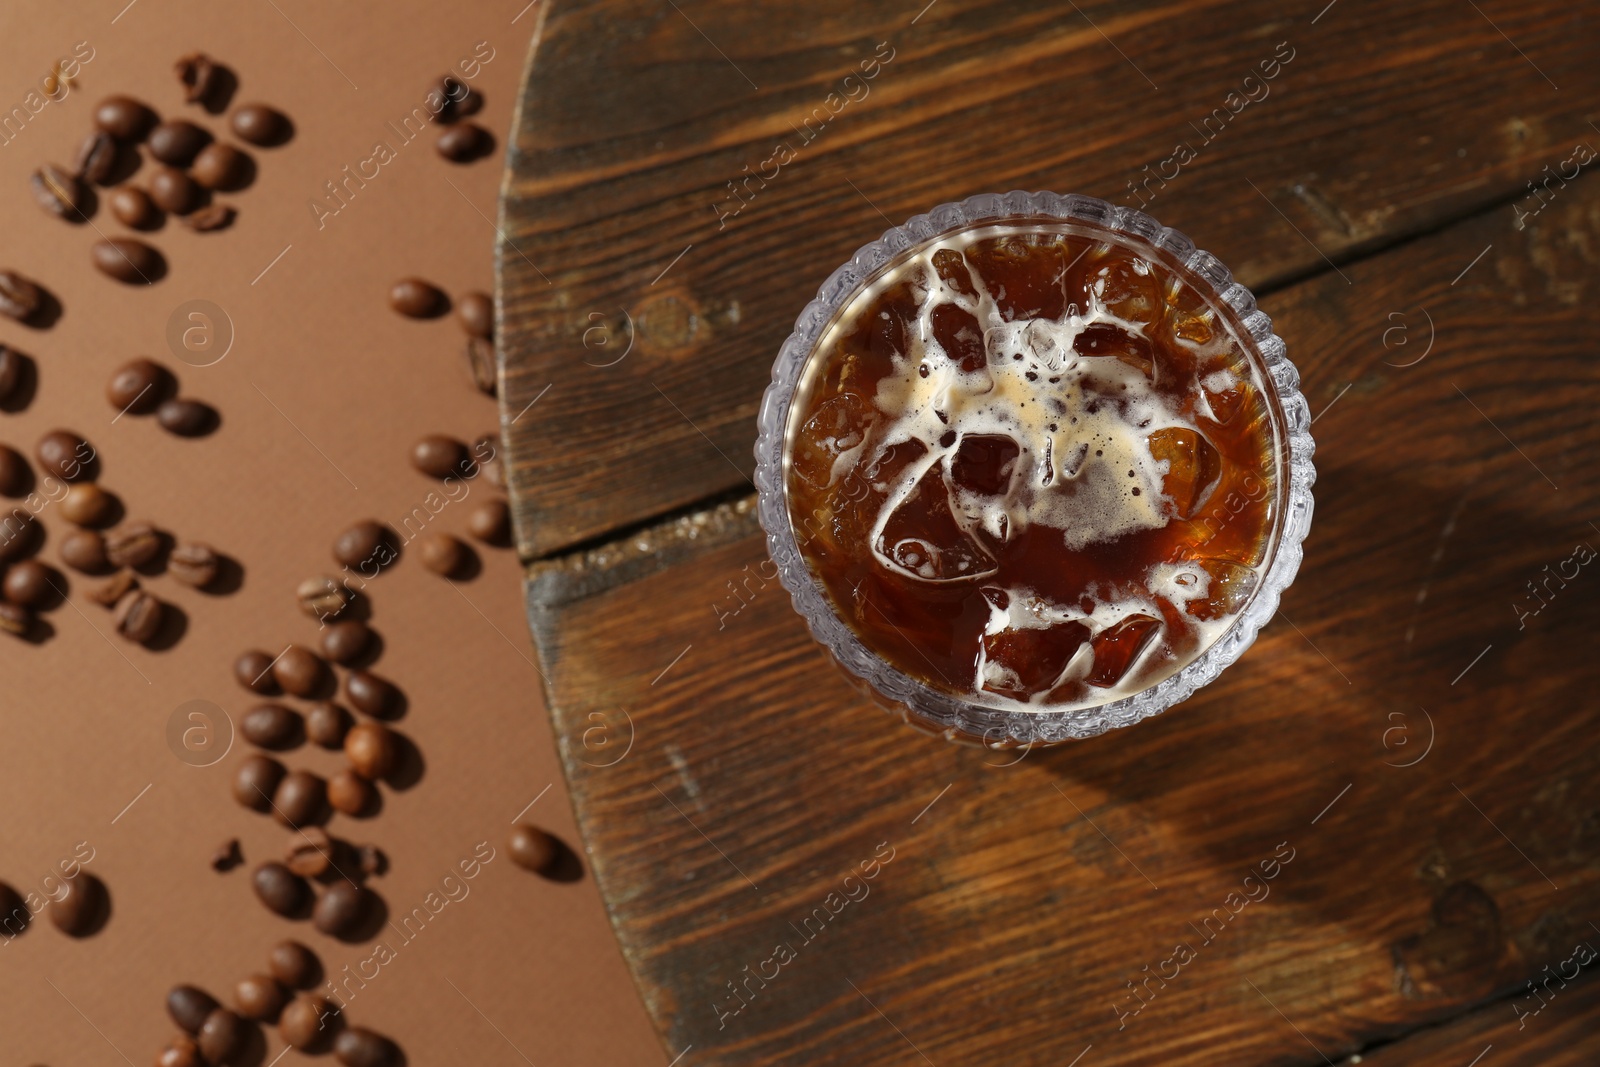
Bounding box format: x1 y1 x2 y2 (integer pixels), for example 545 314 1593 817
279 995 335 1050
148 119 212 165
434 75 482 123
192 142 249 190
50 873 103 935
234 754 286 810
242 704 302 750
269 940 320 988
156 397 214 436
232 103 289 146
313 881 371 938
104 521 161 567
333 520 395 571
30 164 87 220
418 532 467 577
168 984 220 1033
60 482 114 526
182 203 235 232
87 570 136 606
0 881 24 926
388 278 444 318
356 844 386 877
327 769 374 816
92 237 162 283
175 52 226 105
343 670 396 717
211 837 242 872
436 122 490 162
0 346 24 405
169 542 220 586
59 529 108 572
467 498 511 545
345 721 398 780
253 862 308 916
318 618 371 664
113 588 162 642
473 434 505 487
108 185 157 228
285 826 334 878
36 429 92 481
273 769 327 827
0 509 37 562
273 645 325 696
335 1028 399 1067
0 271 44 321
234 973 286 1022
456 291 492 337
198 1007 247 1066
411 434 467 479
73 131 121 185
296 575 349 620
508 824 559 874
3 559 53 608
235 649 280 694
106 357 167 413
0 602 32 637
155 1036 203 1067
94 95 156 141
0 445 26 497
306 702 351 748
149 166 202 214
464 336 497 396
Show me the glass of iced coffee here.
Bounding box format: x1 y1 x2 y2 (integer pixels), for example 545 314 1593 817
754 192 1314 746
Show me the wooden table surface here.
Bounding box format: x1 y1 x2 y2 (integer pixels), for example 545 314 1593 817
495 1 1600 1063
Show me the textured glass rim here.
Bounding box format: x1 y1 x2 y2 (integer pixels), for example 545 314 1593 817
753 191 1316 747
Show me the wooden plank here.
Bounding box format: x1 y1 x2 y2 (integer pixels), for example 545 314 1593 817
525 161 1600 1062
498 0 1600 557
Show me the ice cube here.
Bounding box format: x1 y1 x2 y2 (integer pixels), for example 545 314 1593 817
930 303 986 373
948 434 1020 496
1148 427 1221 519
1092 257 1162 321
932 248 976 297
1085 614 1161 688
1074 322 1154 377
874 464 997 582
1200 367 1246 424
980 619 1092 700
792 393 875 490
1186 558 1260 621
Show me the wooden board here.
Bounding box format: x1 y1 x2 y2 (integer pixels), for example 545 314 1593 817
498 0 1599 557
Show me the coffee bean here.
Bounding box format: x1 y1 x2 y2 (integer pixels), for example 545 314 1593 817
94 95 156 141
192 142 249 190
30 164 87 220
92 237 163 283
318 619 371 664
388 278 444 318
106 357 167 413
198 1007 247 1066
149 166 202 214
473 434 505 488
296 575 349 621
235 649 280 694
59 529 108 572
285 826 334 878
168 985 219 1033
242 704 302 750
36 429 92 481
113 588 163 642
273 645 325 696
232 103 289 146
3 559 54 608
0 602 31 637
306 702 351 748
333 520 396 572
455 290 493 337
0 509 37 562
0 271 44 321
344 721 398 779
0 445 27 497
155 1037 203 1067
182 203 235 232
211 838 241 872
509 824 560 874
467 498 511 544
436 122 490 162
156 397 214 436
334 1028 399 1067
87 570 136 607
175 52 226 106
252 862 308 916
73 131 121 185
434 75 482 123
169 542 220 586
464 336 497 396
234 973 285 1022
148 119 212 165
0 346 24 404
411 434 467 479
50 873 103 935
356 844 385 877
279 995 335 1050
273 769 327 827
104 521 161 567
0 881 24 929
268 940 320 988
343 670 395 717
107 185 158 228
233 754 286 810
418 532 467 577
60 482 114 526
327 769 374 816
313 881 371 938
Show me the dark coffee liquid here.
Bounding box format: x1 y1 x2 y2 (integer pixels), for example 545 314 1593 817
786 223 1279 710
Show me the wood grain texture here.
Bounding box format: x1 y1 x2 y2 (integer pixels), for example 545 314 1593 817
497 0 1599 557
521 166 1600 1063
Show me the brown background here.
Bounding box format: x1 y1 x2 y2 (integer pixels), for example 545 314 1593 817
0 1 661 1064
